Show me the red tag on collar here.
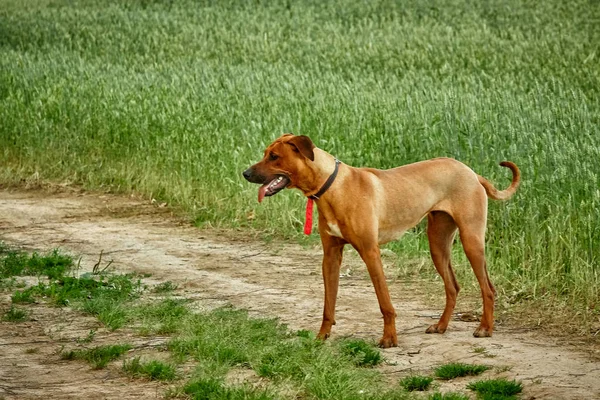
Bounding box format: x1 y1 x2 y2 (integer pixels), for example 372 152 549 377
304 198 314 235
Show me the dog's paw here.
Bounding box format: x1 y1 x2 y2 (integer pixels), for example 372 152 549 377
425 324 447 334
473 327 493 338
316 331 330 341
378 335 398 348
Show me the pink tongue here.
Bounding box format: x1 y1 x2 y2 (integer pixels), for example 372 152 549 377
258 184 269 203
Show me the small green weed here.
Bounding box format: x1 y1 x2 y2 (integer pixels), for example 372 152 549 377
61 344 132 369
339 339 382 367
435 363 490 380
467 379 523 399
0 245 72 279
133 298 189 335
429 392 470 400
152 281 178 293
76 330 96 344
11 289 35 304
0 277 17 291
2 305 28 322
183 378 274 400
296 329 316 339
399 375 434 392
123 357 177 381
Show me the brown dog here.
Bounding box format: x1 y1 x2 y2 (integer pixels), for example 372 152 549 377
243 134 520 348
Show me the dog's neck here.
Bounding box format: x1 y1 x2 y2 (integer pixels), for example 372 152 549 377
301 148 340 198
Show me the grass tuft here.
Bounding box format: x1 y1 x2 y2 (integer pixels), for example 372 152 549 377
11 289 35 304
61 344 132 369
0 244 73 280
339 339 382 367
133 298 190 335
434 363 490 380
429 393 470 400
183 378 274 400
467 379 523 399
123 357 177 381
2 304 29 322
152 281 178 293
399 375 434 392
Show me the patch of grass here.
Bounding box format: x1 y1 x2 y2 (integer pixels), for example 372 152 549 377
0 277 17 291
133 298 190 335
25 347 39 354
0 244 73 280
13 273 141 330
123 357 177 381
429 393 470 400
1 244 141 330
339 339 382 367
183 378 274 400
152 281 178 293
76 329 96 344
399 375 434 392
2 305 29 322
168 306 398 399
467 379 523 399
11 289 35 304
435 363 491 380
61 344 132 369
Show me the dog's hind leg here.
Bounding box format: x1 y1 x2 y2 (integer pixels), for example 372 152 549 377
458 221 495 338
425 211 459 334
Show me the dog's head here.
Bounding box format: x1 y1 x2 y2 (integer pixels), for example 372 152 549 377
243 133 315 202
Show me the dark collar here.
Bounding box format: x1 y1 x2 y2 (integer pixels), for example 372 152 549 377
308 159 340 200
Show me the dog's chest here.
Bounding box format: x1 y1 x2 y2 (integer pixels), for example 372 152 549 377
327 222 344 238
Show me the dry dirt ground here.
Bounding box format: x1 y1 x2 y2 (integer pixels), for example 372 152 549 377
0 188 599 399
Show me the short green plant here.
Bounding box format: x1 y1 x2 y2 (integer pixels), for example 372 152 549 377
467 379 523 399
152 281 178 293
123 357 176 381
11 289 35 304
14 274 141 330
1 244 141 330
183 378 274 400
76 329 96 344
339 339 382 367
0 245 72 279
133 298 189 335
61 344 132 369
2 305 28 322
399 375 434 392
429 393 470 400
435 363 490 380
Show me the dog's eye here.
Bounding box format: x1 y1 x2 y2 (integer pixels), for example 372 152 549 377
269 153 279 161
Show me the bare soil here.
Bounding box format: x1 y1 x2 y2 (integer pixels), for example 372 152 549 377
1 188 599 399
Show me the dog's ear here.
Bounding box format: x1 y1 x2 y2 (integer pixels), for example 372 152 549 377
287 135 315 161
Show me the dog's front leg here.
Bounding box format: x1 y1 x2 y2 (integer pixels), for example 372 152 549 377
317 233 345 341
357 244 398 348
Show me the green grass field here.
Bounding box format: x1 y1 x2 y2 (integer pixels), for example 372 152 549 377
1 0 599 312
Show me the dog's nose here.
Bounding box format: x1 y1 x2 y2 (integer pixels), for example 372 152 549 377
242 169 252 181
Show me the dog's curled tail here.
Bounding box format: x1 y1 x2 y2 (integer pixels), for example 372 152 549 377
478 161 520 201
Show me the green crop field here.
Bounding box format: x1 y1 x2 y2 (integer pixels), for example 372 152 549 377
1 0 599 313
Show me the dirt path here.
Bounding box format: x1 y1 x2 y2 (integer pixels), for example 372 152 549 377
1 188 598 399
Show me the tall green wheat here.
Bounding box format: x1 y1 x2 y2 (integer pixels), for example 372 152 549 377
1 0 599 309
